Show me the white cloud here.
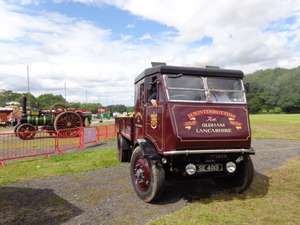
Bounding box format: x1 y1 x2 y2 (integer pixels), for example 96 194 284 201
0 1 145 105
51 0 300 69
139 33 152 41
0 0 300 105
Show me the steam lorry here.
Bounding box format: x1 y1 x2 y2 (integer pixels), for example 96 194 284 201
115 64 255 202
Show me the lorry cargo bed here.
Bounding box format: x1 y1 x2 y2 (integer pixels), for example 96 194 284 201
115 117 134 141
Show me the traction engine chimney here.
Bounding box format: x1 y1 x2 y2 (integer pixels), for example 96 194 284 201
22 95 27 117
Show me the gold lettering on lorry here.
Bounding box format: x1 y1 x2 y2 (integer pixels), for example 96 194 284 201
183 109 243 131
196 128 232 133
196 121 232 133
187 109 236 120
201 123 226 128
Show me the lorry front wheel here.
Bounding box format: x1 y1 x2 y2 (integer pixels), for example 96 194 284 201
220 155 254 193
117 135 131 162
130 146 165 203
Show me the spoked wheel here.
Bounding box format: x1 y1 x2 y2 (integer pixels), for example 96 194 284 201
17 123 36 140
130 146 165 203
54 112 82 137
14 124 21 137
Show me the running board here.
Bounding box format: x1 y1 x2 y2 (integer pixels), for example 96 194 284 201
162 147 255 155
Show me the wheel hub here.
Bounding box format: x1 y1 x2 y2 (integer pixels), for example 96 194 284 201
136 168 144 180
134 158 151 191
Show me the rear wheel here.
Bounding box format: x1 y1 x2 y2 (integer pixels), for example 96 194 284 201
117 135 131 162
54 111 82 137
130 146 165 202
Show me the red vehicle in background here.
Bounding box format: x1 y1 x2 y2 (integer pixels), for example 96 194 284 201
115 64 254 202
0 107 19 126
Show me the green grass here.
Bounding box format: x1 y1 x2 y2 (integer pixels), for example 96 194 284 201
250 114 300 140
150 156 300 225
1 114 299 185
0 148 119 185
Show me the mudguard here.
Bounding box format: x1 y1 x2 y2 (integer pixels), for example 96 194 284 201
136 139 161 160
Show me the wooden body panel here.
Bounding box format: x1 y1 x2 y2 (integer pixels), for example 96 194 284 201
115 117 134 141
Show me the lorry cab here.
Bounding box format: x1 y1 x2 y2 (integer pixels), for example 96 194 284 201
116 64 254 203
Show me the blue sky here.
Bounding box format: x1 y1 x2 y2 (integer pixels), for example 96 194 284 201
26 1 177 41
0 0 299 105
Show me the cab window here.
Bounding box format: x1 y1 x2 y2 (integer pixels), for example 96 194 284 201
166 75 206 101
140 83 145 104
148 76 158 106
207 77 245 103
165 75 246 103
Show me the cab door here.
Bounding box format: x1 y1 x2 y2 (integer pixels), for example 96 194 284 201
134 81 145 140
145 76 163 151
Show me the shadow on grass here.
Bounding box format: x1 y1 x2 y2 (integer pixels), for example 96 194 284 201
0 186 83 225
156 171 269 204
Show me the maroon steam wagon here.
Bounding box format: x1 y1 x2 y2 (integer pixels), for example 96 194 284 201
115 64 254 202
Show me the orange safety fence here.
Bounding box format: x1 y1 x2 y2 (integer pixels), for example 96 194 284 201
95 124 117 142
0 125 117 165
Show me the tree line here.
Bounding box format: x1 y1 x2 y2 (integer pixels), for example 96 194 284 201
0 91 132 114
245 66 300 113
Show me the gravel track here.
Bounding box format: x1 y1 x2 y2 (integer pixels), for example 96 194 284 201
1 139 300 225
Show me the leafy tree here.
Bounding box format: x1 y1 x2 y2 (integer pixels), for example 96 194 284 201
80 103 102 114
0 90 22 106
37 94 66 109
127 106 134 112
68 102 81 109
68 102 102 114
0 90 38 108
107 104 127 113
245 66 300 113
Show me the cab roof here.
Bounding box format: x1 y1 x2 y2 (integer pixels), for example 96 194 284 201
134 65 244 84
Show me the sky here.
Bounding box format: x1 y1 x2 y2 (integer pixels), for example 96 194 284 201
0 0 299 106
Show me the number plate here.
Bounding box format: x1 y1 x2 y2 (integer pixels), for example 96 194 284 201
197 163 223 172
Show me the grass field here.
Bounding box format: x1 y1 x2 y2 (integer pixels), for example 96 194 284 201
0 114 299 185
250 114 300 140
150 156 300 225
0 148 119 185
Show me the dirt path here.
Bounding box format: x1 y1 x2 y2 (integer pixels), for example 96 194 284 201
1 139 300 225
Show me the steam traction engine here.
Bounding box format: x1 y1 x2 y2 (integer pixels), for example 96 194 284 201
14 96 92 140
